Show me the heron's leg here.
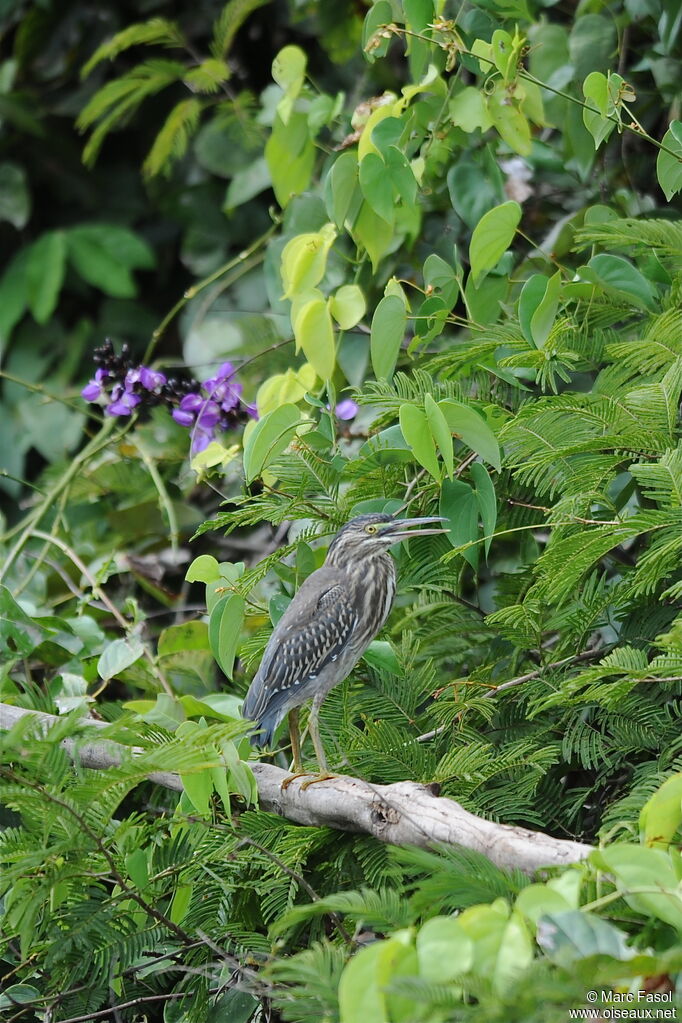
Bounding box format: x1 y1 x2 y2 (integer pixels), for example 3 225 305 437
288 707 303 774
280 708 310 790
307 697 329 774
299 696 337 789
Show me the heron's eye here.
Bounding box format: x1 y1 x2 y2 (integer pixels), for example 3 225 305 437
365 524 378 534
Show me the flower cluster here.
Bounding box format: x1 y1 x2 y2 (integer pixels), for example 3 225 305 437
171 361 257 453
81 340 256 453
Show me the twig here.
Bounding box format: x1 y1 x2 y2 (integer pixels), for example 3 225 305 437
28 530 173 697
415 647 610 743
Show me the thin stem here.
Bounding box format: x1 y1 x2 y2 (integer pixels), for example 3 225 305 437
0 370 101 417
28 530 173 697
135 435 180 551
0 418 121 570
144 220 279 362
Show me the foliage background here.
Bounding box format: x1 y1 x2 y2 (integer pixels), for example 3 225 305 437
2 0 682 1020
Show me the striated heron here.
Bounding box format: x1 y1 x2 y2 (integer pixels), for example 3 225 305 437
242 512 447 784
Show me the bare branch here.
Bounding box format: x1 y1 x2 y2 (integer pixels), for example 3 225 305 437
0 703 591 874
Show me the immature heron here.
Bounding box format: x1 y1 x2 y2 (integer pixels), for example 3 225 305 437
242 512 447 782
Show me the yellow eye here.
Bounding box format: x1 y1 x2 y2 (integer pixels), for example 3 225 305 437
365 524 378 534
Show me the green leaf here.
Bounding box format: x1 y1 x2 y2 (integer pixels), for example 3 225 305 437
423 253 459 307
0 584 51 658
265 111 315 207
448 155 502 230
385 146 417 206
518 271 561 348
169 882 193 924
339 932 418 1023
185 554 221 584
657 121 682 201
359 152 394 223
0 986 42 1012
449 86 493 133
582 71 616 148
326 151 359 229
242 403 302 482
439 479 479 566
370 295 406 380
224 156 271 211
537 910 637 966
593 844 682 932
416 916 473 981
491 29 515 81
26 231 66 323
640 773 682 847
399 404 440 480
281 223 336 299
363 639 400 675
0 162 30 228
97 636 145 681
67 230 133 298
330 284 366 330
362 0 394 62
143 97 201 178
211 0 269 58
469 200 521 286
488 87 531 156
351 199 394 271
471 462 497 557
208 592 245 679
81 17 183 77
125 848 149 890
585 253 657 310
438 399 501 470
293 296 336 380
158 621 211 656
493 912 533 996
424 393 454 479
272 44 306 90
515 884 572 926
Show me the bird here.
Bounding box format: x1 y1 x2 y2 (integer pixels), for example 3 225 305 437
241 512 447 785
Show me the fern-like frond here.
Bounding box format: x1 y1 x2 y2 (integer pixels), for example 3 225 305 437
81 18 185 78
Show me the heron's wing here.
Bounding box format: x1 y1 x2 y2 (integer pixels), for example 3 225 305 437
242 572 357 727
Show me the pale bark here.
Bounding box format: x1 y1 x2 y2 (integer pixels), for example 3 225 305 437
0 703 591 873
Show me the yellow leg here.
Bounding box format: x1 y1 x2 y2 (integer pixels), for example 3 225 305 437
289 707 303 774
300 701 336 790
281 709 310 791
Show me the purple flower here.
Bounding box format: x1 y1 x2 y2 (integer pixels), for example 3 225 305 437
81 368 109 403
139 367 167 391
172 408 195 427
178 393 204 413
196 401 221 429
335 399 359 420
81 380 103 402
191 428 214 454
106 385 141 416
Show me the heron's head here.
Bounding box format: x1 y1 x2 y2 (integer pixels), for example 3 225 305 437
326 512 447 565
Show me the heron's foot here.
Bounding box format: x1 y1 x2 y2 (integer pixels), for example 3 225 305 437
280 771 308 791
280 771 337 791
300 771 337 790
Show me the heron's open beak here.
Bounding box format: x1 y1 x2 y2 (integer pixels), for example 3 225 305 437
380 515 449 540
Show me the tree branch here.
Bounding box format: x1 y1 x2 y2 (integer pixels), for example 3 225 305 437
0 703 591 874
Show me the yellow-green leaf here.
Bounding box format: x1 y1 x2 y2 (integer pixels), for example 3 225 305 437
281 223 336 299
293 297 336 380
469 200 521 286
424 393 454 479
399 403 440 480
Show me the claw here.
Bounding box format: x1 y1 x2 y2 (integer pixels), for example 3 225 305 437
300 772 337 790
280 771 309 791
